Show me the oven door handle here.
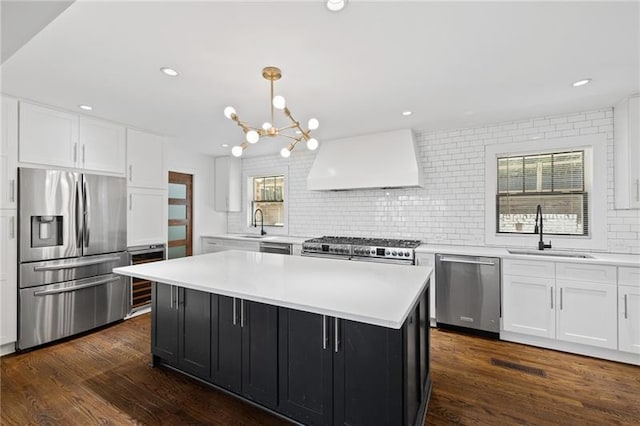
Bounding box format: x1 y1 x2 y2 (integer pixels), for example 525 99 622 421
34 276 121 296
350 256 413 265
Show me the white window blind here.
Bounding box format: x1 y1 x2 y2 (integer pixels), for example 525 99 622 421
497 151 588 235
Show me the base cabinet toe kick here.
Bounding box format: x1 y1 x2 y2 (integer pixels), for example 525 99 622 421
150 282 432 426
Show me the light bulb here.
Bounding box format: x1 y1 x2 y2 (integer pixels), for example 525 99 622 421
231 146 244 157
262 122 271 130
224 106 236 119
327 0 346 12
306 138 319 150
280 147 291 158
272 95 286 110
246 130 260 144
307 118 319 130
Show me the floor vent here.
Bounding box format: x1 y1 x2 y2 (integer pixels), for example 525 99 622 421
490 358 547 377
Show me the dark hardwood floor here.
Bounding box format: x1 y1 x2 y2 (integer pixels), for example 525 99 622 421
1 314 638 425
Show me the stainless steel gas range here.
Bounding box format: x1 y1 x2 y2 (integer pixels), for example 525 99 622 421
301 236 422 265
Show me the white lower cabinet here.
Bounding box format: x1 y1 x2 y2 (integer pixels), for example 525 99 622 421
127 188 167 247
556 279 617 349
619 266 640 354
0 210 17 348
502 259 619 351
200 237 259 253
502 274 555 338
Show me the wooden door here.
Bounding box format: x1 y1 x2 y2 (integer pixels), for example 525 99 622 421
168 172 192 259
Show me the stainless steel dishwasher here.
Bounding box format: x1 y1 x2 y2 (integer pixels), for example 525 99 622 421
435 254 501 337
259 241 292 255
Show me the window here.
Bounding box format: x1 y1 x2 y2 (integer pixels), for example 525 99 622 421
497 151 588 236
251 175 285 227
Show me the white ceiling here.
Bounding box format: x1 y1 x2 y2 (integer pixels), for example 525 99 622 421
1 1 638 158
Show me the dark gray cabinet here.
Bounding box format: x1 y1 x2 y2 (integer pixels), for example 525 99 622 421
279 291 430 426
151 283 211 377
152 281 431 426
278 309 333 426
210 296 278 409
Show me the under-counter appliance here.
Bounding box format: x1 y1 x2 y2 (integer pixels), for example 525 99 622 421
302 236 421 265
18 168 128 350
259 241 292 255
435 254 501 337
128 244 165 312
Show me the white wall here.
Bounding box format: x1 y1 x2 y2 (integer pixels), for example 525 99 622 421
167 145 226 254
228 107 640 254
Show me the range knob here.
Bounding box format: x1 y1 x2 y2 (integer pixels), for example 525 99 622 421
385 250 390 256
392 251 397 256
404 251 410 257
370 249 375 255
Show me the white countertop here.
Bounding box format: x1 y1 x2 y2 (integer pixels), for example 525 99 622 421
415 244 640 267
201 234 311 245
114 250 431 329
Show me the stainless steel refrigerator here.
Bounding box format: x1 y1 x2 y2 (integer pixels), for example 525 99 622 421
18 168 128 349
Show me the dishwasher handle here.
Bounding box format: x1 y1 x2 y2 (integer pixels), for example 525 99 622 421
438 256 496 266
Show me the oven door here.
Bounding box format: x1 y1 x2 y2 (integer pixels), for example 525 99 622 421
350 256 414 266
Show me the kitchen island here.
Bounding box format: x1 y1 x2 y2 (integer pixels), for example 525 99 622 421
114 250 432 426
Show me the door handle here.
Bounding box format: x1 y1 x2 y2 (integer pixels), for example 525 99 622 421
232 297 237 325
82 144 86 164
33 255 122 271
550 287 553 309
334 318 340 353
9 179 15 203
34 276 120 296
169 286 174 309
624 294 628 319
439 257 496 266
240 299 245 328
129 165 133 182
75 181 82 248
9 216 15 239
322 315 328 350
560 288 563 310
83 179 89 248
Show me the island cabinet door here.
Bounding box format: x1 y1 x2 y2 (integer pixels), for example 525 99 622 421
151 283 179 364
177 288 211 378
241 300 279 409
278 308 333 426
211 295 242 394
333 319 404 426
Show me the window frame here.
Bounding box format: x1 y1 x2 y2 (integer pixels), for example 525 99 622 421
496 150 588 236
243 166 289 235
484 134 607 250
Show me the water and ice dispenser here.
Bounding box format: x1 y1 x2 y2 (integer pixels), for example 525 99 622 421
30 215 63 247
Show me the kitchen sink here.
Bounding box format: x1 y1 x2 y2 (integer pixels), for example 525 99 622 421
507 249 593 259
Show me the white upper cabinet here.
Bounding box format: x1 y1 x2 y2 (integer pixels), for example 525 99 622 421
127 129 167 189
79 117 126 174
214 156 241 212
127 187 167 247
614 94 640 209
19 101 79 169
18 101 127 175
1 96 18 209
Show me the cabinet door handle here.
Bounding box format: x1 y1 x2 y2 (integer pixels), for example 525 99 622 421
550 287 553 309
334 318 340 353
560 288 563 310
232 297 237 325
9 216 15 239
82 144 86 164
9 179 15 203
240 299 245 328
624 294 628 319
322 315 328 350
129 165 133 182
169 286 174 309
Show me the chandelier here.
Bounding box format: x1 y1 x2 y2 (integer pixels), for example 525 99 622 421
224 66 319 158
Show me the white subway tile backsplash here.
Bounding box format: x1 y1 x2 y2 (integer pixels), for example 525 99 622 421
228 107 640 254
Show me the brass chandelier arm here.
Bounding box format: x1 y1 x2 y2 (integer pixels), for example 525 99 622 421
280 133 303 142
230 114 253 133
282 107 311 140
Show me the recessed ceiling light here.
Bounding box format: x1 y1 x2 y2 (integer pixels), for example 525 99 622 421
572 78 591 87
327 0 346 12
221 143 229 148
79 105 93 111
160 67 179 77
402 111 412 116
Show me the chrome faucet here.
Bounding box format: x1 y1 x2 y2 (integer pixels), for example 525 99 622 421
253 208 266 236
534 204 552 251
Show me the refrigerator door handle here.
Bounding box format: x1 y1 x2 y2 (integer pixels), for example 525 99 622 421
75 180 82 248
33 255 123 271
83 179 90 248
34 276 120 296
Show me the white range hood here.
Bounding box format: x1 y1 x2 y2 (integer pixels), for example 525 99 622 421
307 129 423 190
